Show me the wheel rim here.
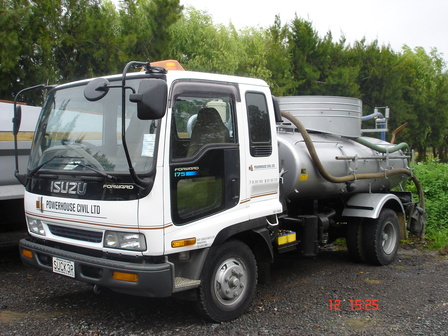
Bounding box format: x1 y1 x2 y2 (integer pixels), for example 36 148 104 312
213 257 248 307
382 221 397 255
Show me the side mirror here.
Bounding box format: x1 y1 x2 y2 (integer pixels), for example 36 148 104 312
12 105 22 136
84 78 110 101
272 96 283 123
130 79 167 119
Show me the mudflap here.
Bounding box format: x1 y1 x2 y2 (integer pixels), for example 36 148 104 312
408 205 427 238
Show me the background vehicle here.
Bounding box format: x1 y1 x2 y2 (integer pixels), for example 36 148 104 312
1 101 40 229
16 61 425 322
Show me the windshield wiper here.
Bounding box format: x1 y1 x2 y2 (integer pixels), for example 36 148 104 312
28 155 72 178
29 155 118 182
69 161 118 182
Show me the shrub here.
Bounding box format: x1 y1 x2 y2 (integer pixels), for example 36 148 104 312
408 159 448 249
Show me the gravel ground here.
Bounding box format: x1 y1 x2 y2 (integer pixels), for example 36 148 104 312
1 229 448 336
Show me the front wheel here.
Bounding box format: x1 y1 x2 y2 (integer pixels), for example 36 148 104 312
363 209 400 266
195 240 257 322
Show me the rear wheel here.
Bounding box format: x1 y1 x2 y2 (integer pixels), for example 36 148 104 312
346 219 366 263
363 209 400 265
195 240 257 322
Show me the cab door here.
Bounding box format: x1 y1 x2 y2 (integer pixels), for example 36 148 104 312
168 81 240 225
241 87 281 219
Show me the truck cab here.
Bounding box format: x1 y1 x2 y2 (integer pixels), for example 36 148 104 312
19 62 282 322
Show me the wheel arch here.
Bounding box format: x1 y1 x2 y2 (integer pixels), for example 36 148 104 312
212 218 274 264
212 218 274 284
342 193 405 220
233 228 274 264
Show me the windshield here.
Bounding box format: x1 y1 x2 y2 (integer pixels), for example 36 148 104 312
28 78 159 174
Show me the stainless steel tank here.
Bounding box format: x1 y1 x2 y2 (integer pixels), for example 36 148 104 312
277 96 409 200
278 132 409 199
277 96 362 137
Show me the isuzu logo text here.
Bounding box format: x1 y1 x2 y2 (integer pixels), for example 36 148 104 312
50 181 87 195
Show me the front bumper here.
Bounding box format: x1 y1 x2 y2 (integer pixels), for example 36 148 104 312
19 238 174 297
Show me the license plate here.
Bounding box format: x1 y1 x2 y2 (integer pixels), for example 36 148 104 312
52 257 75 278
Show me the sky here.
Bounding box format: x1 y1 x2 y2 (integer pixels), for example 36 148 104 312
180 0 448 62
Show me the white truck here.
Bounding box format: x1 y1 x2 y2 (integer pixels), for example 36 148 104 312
0 100 40 229
0 101 40 200
16 61 425 322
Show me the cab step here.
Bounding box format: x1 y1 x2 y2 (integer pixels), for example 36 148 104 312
174 277 201 292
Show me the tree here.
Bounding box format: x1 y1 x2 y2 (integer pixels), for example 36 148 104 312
288 17 322 95
0 0 183 100
264 15 295 96
168 7 241 74
235 27 271 81
399 46 448 161
346 40 408 140
1 1 447 162
286 17 360 97
0 0 56 101
317 35 360 97
53 0 122 81
146 0 182 60
118 0 182 63
0 0 29 100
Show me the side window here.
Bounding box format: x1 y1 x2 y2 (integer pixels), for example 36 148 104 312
171 97 234 159
246 92 272 157
170 81 240 224
173 152 227 223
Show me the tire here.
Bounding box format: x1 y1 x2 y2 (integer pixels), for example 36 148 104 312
363 209 400 266
195 240 257 322
346 219 366 263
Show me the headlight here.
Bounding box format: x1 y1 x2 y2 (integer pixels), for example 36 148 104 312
27 217 45 236
104 231 147 251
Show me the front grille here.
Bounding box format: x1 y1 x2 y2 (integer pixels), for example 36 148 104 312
48 224 103 243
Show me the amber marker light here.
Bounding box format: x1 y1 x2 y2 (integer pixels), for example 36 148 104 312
21 249 33 259
171 238 196 248
112 271 139 282
150 59 185 71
